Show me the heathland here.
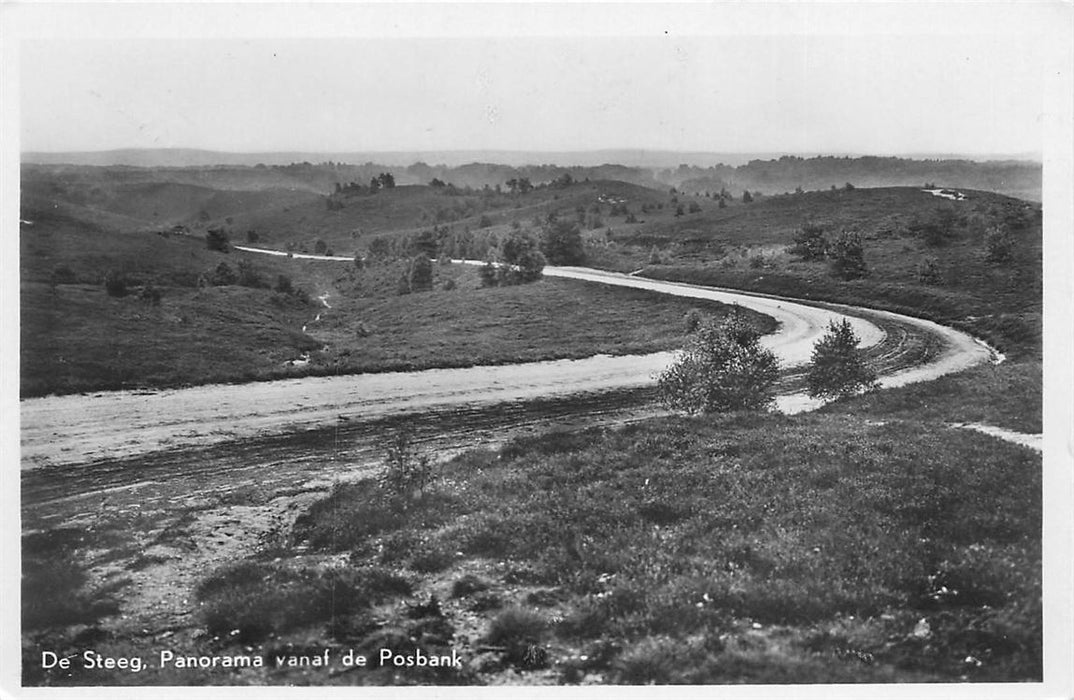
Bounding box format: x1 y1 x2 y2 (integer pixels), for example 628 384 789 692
20 155 1043 685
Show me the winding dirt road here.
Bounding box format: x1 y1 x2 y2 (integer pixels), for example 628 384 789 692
20 263 996 470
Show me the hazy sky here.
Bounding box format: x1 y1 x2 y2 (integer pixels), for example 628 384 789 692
15 6 1059 157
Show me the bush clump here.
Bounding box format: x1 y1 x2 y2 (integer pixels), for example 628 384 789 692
807 318 879 400
205 228 230 253
657 311 780 413
828 230 868 280
790 222 828 261
481 231 546 287
484 607 549 669
984 225 1015 263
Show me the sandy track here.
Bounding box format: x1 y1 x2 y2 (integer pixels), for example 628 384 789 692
20 264 994 469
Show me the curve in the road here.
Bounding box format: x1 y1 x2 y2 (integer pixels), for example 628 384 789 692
20 260 997 468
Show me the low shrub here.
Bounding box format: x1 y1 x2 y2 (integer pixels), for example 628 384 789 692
451 574 490 598
195 563 411 644
658 312 780 413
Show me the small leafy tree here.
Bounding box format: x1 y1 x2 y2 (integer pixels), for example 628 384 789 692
828 230 868 280
368 236 392 260
657 312 780 414
742 190 754 203
378 428 434 508
807 319 878 399
540 218 585 265
497 231 545 285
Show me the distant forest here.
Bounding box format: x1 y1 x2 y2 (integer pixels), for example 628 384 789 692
23 154 1041 201
401 156 1040 201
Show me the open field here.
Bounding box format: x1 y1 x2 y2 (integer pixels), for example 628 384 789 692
20 268 766 398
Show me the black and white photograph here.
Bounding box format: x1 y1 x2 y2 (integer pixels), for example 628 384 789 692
3 3 1072 695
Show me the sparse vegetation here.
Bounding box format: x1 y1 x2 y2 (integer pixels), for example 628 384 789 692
195 561 411 644
22 530 125 629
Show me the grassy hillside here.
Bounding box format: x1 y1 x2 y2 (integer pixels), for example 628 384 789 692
20 203 767 396
26 412 1035 686
602 186 1042 432
229 179 667 255
614 187 1040 345
20 175 1042 427
281 414 1036 684
20 164 1045 687
21 173 321 233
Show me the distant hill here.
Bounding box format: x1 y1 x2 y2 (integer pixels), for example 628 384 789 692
23 150 1041 201
22 148 826 169
666 156 1041 202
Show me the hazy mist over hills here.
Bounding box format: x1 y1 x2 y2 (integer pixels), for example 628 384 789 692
22 148 1042 170
21 150 1043 201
